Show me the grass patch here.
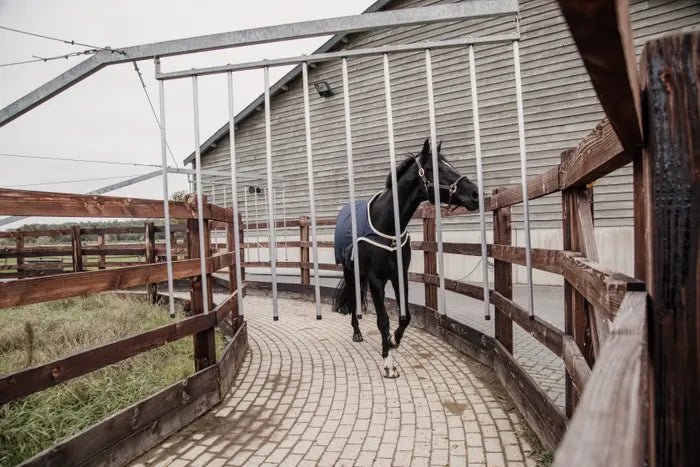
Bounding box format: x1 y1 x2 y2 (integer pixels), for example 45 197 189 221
0 293 224 466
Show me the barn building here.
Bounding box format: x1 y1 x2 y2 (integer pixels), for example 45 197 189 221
185 0 700 285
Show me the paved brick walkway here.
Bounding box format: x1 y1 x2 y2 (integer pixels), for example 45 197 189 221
134 295 539 467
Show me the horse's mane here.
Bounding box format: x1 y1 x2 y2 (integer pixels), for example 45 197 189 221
384 152 448 189
384 156 416 189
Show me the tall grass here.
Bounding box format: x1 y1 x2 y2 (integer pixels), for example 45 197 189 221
0 294 222 466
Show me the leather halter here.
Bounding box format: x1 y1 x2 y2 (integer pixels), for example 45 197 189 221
410 153 467 212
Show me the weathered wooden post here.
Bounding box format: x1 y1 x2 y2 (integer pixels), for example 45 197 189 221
96 233 106 269
493 189 513 353
238 213 246 282
15 234 24 278
71 225 83 273
422 206 438 312
144 221 157 303
300 215 310 285
561 185 587 417
187 194 216 371
641 32 699 467
225 217 240 329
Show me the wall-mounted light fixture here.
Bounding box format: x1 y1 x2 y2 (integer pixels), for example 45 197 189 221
313 80 334 98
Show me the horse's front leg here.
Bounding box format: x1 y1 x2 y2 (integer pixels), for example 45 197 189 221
390 270 411 348
391 244 412 347
368 274 399 378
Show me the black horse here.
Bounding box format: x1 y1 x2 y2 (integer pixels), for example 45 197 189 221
333 138 479 378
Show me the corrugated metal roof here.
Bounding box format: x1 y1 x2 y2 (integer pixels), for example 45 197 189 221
183 0 393 165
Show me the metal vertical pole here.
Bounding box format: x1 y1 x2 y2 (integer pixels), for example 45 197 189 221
424 49 447 315
468 45 490 320
513 40 534 318
302 62 322 320
264 66 279 320
382 53 407 318
253 188 260 261
227 71 245 317
155 59 176 318
192 76 209 313
281 183 288 261
341 57 364 320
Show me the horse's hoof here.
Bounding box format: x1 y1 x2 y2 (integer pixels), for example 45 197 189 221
352 333 363 342
383 366 400 379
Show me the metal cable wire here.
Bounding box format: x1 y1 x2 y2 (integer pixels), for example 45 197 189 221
0 49 98 67
7 174 140 188
0 25 116 52
0 152 161 168
133 62 179 168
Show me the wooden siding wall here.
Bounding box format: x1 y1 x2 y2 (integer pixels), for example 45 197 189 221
200 0 699 231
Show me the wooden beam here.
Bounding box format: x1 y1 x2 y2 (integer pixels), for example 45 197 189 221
553 291 647 467
0 312 216 404
556 0 643 152
493 341 567 451
418 273 563 356
0 252 233 309
562 253 645 320
0 188 203 220
641 32 700 467
490 245 563 275
411 241 564 275
490 291 564 357
562 335 592 397
488 166 561 211
559 119 629 189
21 364 221 467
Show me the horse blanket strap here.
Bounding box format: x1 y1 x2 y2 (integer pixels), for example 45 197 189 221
409 152 466 212
334 191 409 266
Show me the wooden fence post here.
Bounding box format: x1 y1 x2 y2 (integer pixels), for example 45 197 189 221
16 234 24 278
144 222 157 303
226 218 240 329
422 206 438 312
71 225 83 273
97 233 106 269
300 216 310 285
238 213 246 282
641 32 699 467
493 189 513 353
562 187 586 417
187 195 216 372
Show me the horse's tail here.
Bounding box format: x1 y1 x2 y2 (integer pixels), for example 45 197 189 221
333 273 367 315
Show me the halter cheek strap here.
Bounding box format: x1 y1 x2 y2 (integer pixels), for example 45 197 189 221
411 154 466 212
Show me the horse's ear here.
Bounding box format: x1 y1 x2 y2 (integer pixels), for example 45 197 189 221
421 138 431 155
437 140 442 153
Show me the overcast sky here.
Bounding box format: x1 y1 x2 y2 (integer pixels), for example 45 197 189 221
0 0 375 227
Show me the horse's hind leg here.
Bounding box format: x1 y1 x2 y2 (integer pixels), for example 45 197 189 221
369 274 399 378
344 267 363 342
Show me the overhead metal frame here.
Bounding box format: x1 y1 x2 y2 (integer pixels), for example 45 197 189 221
0 0 517 127
156 35 518 81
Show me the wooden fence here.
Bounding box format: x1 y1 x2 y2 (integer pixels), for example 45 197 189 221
0 193 248 466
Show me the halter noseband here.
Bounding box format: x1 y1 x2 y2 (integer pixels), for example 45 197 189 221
411 153 467 212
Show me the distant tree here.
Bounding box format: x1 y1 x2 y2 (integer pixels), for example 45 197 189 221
170 190 189 202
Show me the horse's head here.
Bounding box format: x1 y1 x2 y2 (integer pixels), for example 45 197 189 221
415 138 479 211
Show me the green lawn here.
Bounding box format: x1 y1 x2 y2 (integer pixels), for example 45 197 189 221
0 293 224 466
